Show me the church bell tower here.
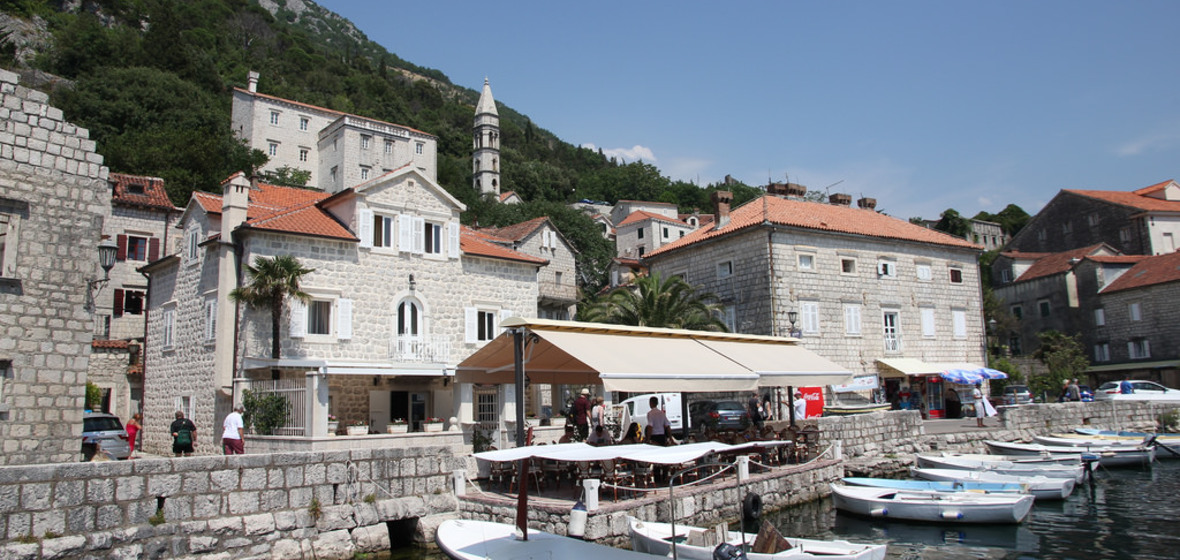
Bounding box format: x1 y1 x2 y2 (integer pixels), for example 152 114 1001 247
472 78 500 197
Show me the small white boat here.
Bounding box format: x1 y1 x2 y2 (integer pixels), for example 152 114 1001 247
626 516 887 560
909 467 1076 500
843 477 1027 495
1049 432 1180 458
985 439 1155 468
914 453 1087 483
437 519 657 560
829 484 1035 524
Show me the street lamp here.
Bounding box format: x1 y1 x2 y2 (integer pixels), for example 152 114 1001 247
787 310 801 338
85 239 118 313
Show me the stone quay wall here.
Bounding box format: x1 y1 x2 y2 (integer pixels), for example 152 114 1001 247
0 446 463 560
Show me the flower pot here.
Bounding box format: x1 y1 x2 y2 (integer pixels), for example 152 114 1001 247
423 422 443 433
387 424 408 434
327 421 339 436
347 425 369 436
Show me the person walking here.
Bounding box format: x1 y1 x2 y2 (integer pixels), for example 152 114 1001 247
1120 376 1135 394
1067 379 1081 402
222 405 245 455
573 388 591 441
972 383 987 428
747 391 764 429
170 411 197 457
646 396 672 446
591 396 606 430
125 413 142 459
793 390 808 421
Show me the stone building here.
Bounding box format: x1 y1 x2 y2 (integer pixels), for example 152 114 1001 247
85 173 179 420
967 218 1008 251
140 170 546 456
644 191 986 416
0 69 111 465
615 210 695 259
1089 250 1180 387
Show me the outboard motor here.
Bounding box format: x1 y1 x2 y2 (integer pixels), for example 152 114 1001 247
712 542 748 560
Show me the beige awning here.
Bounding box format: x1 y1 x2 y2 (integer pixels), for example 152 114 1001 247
876 358 982 378
1087 359 1180 373
456 318 853 392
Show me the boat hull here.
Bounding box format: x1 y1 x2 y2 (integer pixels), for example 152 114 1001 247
829 484 1034 524
909 467 1075 500
437 519 656 560
985 440 1154 467
914 453 1087 483
843 477 1026 495
626 516 887 560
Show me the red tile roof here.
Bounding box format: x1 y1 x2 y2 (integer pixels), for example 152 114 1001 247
648 195 981 257
110 173 178 211
617 210 688 228
1012 244 1110 283
92 339 131 349
460 226 548 265
1066 183 1180 213
1101 250 1180 293
485 216 548 242
499 191 519 202
1132 179 1177 196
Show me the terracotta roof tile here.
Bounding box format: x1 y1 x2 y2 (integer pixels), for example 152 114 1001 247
460 226 548 265
649 196 980 257
1013 244 1110 283
1066 185 1180 213
486 216 548 241
1101 251 1180 293
110 173 177 211
1132 179 1177 196
617 210 688 228
92 339 131 349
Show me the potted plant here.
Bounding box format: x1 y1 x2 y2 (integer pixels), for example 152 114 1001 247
346 419 369 436
387 418 409 434
327 414 339 436
423 417 445 432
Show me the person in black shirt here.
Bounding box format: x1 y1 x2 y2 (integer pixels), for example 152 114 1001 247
170 411 197 457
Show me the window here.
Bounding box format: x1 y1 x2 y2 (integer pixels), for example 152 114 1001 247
424 222 442 255
360 166 370 180
125 236 148 261
638 246 646 257
173 395 192 421
299 117 309 131
1037 229 1047 241
883 311 901 352
920 307 936 338
637 228 644 239
1000 268 1012 283
161 306 175 350
1094 308 1105 326
269 111 279 125
372 214 394 248
385 140 393 154
1038 300 1051 317
0 200 24 279
721 306 737 332
361 135 371 150
329 166 338 184
1011 305 1023 320
1129 338 1151 359
1119 227 1132 244
186 228 200 263
475 388 498 425
662 227 669 239
204 298 216 342
114 289 145 317
800 301 819 334
1087 213 1100 227
466 307 509 344
1061 221 1072 234
949 268 963 284
1008 335 1023 356
798 253 815 271
843 304 861 335
476 310 496 342
877 259 896 278
916 263 932 281
717 261 733 278
397 299 422 354
299 148 308 162
841 258 856 275
268 142 278 157
555 271 563 285
0 359 10 417
1094 343 1110 362
415 142 424 154
307 300 332 335
1129 302 1142 321
951 308 967 339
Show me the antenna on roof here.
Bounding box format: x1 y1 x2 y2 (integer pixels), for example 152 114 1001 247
823 180 845 196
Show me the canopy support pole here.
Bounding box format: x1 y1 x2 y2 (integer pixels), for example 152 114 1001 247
511 327 528 540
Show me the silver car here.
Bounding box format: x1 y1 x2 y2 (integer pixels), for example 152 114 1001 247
1094 380 1180 402
82 412 131 460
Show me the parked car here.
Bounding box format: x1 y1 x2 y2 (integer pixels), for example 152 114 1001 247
688 400 749 432
615 393 685 432
1094 380 1180 401
82 412 131 460
1001 385 1033 405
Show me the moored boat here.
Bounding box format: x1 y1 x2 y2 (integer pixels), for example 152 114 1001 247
914 453 1087 483
842 476 1027 495
437 519 657 560
909 467 1075 500
626 516 887 560
984 439 1154 467
1055 431 1180 458
829 484 1035 524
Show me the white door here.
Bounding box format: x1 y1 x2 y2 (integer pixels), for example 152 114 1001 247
369 390 391 432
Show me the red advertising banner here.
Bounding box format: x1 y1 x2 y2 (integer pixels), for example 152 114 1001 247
799 387 824 419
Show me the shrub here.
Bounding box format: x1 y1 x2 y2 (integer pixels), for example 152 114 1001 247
242 389 289 435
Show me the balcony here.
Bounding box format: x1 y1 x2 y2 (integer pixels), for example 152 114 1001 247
538 280 579 304
393 338 453 363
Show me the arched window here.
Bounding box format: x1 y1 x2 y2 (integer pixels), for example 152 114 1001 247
493 158 498 172
398 299 421 338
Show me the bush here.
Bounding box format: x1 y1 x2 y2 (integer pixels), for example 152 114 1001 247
85 382 102 410
242 389 289 435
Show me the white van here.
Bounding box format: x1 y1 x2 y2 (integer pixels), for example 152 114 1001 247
615 393 685 433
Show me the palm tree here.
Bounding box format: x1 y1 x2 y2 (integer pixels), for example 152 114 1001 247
582 272 727 331
229 255 315 360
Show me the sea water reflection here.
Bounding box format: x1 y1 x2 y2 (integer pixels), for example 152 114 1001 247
386 461 1180 560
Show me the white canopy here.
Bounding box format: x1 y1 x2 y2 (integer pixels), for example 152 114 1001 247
473 441 792 465
876 358 984 378
456 318 854 392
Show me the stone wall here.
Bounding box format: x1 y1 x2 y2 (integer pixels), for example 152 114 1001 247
0 445 462 559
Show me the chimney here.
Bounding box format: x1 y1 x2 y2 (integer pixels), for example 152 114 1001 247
857 197 877 210
247 71 260 93
221 173 252 240
786 183 807 198
711 190 733 229
766 182 788 196
829 193 852 206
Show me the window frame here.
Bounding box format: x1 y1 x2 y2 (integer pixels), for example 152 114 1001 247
1129 302 1142 321
269 111 280 126
161 305 176 351
843 303 862 336
877 259 897 278
1094 342 1110 362
840 258 856 275
1094 307 1105 326
951 308 967 339
299 116 309 131
717 261 733 279
1129 338 1151 359
882 310 901 353
798 252 816 272
948 267 963 284
800 301 820 334
915 263 932 282
920 307 936 338
1038 299 1051 318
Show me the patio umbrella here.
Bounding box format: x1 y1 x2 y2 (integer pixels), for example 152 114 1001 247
976 367 1009 380
940 368 984 385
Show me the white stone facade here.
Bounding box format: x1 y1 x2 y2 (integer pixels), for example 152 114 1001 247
0 69 111 465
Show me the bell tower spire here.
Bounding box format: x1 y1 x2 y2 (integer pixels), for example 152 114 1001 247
473 77 501 197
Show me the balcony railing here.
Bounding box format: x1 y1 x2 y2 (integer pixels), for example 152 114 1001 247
538 280 579 303
393 338 453 363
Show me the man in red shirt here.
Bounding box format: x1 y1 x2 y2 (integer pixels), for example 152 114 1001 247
573 388 591 441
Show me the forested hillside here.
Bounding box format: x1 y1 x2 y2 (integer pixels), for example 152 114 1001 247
0 0 773 291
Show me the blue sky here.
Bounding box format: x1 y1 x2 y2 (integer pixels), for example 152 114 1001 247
319 1 1180 220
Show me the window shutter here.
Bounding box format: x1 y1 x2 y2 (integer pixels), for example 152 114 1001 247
499 309 513 333
398 214 413 253
205 299 217 340
116 234 128 261
358 209 373 249
113 289 124 318
1128 341 1135 358
448 222 461 259
148 238 160 262
465 307 477 344
337 298 353 340
290 300 306 338
413 217 425 254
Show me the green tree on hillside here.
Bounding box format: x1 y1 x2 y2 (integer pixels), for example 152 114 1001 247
934 209 970 238
1032 331 1090 399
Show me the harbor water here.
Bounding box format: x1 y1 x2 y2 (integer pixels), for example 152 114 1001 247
388 460 1180 560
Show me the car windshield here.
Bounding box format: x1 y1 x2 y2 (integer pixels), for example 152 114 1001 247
715 402 744 412
84 417 123 432
1097 382 1118 391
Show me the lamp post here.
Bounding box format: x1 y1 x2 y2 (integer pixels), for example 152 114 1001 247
85 239 118 313
787 310 801 338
